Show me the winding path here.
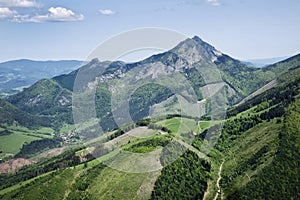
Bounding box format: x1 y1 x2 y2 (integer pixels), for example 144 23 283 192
213 161 224 200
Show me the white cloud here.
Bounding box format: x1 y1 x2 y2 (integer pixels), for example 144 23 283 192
207 0 221 6
99 9 116 15
0 7 16 18
39 7 84 22
0 0 40 7
13 7 84 22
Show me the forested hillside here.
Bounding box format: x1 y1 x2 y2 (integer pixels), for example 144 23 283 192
0 38 299 200
216 67 300 199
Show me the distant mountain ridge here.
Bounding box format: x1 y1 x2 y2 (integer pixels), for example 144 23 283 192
0 59 83 97
6 36 300 132
246 56 289 67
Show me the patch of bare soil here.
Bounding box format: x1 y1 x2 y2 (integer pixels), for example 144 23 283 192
0 158 35 174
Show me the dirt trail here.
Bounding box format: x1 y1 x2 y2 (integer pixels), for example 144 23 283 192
213 161 224 200
202 181 210 200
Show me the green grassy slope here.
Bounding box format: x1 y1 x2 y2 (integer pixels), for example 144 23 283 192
0 126 53 155
0 169 77 200
212 67 300 199
224 99 300 199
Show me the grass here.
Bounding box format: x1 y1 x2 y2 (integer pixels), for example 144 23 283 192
0 131 41 154
75 118 100 132
0 169 78 200
156 117 180 133
0 152 159 199
59 123 75 134
78 127 162 166
87 167 156 200
0 125 54 154
77 117 221 172
124 135 171 153
156 117 223 135
37 127 54 135
0 170 55 195
199 120 223 131
75 147 94 157
156 117 199 134
199 121 211 130
221 120 280 197
201 119 279 200
0 119 197 199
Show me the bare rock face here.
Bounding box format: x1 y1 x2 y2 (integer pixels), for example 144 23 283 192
58 95 70 106
27 94 42 105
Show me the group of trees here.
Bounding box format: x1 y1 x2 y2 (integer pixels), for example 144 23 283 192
151 150 210 199
126 135 172 153
215 54 270 97
0 99 51 128
0 129 13 136
94 83 174 132
217 95 296 151
215 115 262 151
184 67 205 101
15 138 62 158
129 83 173 121
66 164 106 200
107 118 172 141
95 87 117 132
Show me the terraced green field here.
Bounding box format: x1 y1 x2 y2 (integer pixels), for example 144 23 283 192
0 126 54 155
156 117 223 134
156 117 198 133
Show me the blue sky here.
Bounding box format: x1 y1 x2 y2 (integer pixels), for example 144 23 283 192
0 0 299 62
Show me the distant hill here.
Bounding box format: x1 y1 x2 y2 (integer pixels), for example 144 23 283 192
0 99 50 128
7 79 72 130
0 59 83 97
245 56 289 68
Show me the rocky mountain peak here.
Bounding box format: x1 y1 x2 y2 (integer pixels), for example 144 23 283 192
169 36 223 64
